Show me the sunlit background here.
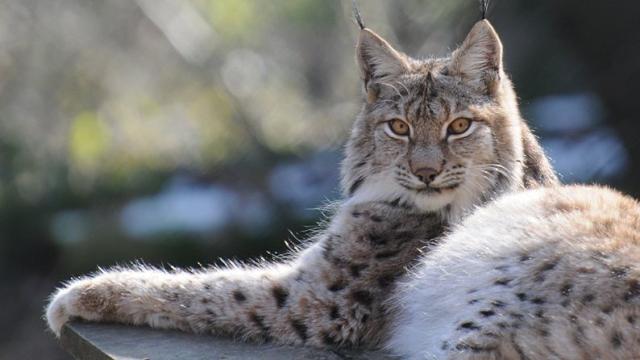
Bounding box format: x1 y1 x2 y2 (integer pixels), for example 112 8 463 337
1 0 639 358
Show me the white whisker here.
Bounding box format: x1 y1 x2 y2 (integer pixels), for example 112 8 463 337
378 82 404 101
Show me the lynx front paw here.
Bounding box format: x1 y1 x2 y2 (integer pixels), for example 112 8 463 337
46 284 82 336
46 279 110 336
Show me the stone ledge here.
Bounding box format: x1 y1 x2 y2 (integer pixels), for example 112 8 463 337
59 321 394 360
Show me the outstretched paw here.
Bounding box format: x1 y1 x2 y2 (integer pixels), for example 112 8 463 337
45 278 110 336
46 283 82 336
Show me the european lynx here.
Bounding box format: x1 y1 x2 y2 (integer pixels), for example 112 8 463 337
46 15 640 359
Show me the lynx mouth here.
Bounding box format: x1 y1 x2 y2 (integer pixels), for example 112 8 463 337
420 184 460 194
399 182 460 194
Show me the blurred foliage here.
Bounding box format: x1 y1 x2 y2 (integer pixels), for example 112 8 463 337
0 0 639 359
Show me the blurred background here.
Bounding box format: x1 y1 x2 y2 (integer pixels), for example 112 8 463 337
1 0 639 358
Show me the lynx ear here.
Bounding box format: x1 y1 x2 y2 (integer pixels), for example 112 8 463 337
356 29 409 103
450 20 503 93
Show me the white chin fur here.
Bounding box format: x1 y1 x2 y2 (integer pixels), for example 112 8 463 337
346 174 461 216
411 191 456 212
345 173 495 224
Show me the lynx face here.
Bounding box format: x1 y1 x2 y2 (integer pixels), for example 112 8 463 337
342 21 526 219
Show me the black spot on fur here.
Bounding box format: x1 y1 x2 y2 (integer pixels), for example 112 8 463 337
582 293 595 303
537 328 550 337
349 177 365 196
370 215 383 222
494 278 512 286
203 284 211 290
349 263 368 278
249 312 270 336
350 290 374 307
328 280 347 292
611 331 623 348
540 261 557 272
611 266 630 278
516 293 527 301
321 330 338 346
479 310 495 317
628 315 636 324
206 309 216 317
377 274 397 288
388 198 402 207
271 285 289 308
329 305 340 320
624 279 640 301
375 250 400 259
458 321 481 331
290 318 308 341
509 312 525 320
455 343 496 352
535 309 545 318
520 254 533 262
531 297 546 305
200 298 209 304
368 233 386 245
561 283 573 296
233 290 246 303
491 300 506 308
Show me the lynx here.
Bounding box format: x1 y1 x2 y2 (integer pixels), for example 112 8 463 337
46 15 640 359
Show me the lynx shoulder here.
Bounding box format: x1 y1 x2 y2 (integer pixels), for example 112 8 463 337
389 185 640 359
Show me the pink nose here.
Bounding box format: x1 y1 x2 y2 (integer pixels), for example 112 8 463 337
413 167 440 184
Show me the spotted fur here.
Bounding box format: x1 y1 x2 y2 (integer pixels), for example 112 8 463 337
389 185 640 359
46 20 558 352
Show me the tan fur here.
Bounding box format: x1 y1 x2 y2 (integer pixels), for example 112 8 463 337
432 186 640 359
45 20 559 353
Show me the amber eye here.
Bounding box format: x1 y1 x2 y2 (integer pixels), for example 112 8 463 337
388 119 410 137
447 118 472 135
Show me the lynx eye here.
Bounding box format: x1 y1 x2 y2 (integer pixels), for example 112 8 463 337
387 119 410 137
447 118 472 136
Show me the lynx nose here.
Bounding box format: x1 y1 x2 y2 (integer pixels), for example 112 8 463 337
413 167 440 185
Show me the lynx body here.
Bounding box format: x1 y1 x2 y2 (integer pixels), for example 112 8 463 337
46 17 639 359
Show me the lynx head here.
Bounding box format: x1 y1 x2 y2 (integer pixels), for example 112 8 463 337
342 20 557 220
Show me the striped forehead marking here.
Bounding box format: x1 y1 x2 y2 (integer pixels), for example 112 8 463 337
404 72 440 122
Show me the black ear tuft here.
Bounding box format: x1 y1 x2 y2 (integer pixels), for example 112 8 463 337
480 0 491 20
352 0 365 30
